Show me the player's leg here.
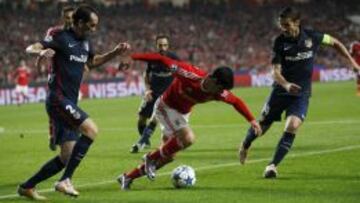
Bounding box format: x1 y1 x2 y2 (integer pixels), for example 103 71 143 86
240 92 288 164
14 85 22 106
131 98 157 153
118 134 174 190
264 95 309 178
136 115 157 150
119 100 191 189
57 118 97 180
137 98 152 136
21 86 29 104
137 115 147 136
142 117 157 147
54 99 96 196
17 108 69 200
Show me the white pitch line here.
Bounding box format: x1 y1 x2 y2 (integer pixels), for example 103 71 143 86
1 119 360 135
1 144 360 200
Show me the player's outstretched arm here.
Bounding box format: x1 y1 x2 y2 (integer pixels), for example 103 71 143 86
26 42 55 58
131 53 206 80
272 64 301 94
218 91 262 136
88 42 130 68
131 53 175 67
325 35 360 71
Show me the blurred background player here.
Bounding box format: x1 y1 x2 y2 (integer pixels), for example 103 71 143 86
130 35 179 153
117 52 261 190
239 7 360 179
350 40 360 96
13 60 31 105
35 5 74 71
18 5 130 200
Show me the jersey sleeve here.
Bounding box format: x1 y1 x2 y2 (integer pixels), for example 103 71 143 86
40 31 61 50
131 53 206 80
271 37 282 65
309 30 327 46
216 90 255 122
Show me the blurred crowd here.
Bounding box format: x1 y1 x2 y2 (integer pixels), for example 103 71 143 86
0 0 359 86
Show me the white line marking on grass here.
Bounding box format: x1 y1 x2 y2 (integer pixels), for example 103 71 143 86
1 144 360 200
2 119 360 135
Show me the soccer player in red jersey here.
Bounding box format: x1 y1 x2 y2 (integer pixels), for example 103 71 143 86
117 52 262 190
14 60 31 105
350 41 360 96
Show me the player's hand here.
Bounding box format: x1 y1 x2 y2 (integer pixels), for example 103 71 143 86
284 83 302 94
250 120 262 136
39 48 55 58
144 90 153 102
114 42 131 55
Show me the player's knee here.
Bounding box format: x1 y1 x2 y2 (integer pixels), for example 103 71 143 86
285 122 301 133
182 133 195 148
80 120 98 139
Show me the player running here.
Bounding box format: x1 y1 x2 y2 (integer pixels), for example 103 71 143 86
350 40 360 96
117 52 262 190
18 5 129 200
130 35 179 153
239 7 360 179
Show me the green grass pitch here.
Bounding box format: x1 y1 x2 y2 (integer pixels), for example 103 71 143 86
0 81 359 203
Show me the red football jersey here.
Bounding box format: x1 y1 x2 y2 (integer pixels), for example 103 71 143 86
15 67 30 86
131 53 255 122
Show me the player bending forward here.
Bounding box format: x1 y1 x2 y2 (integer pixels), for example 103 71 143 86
117 52 262 190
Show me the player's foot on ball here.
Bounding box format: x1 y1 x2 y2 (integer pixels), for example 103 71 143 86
239 143 248 165
55 178 79 197
117 173 133 190
143 153 156 181
263 164 278 179
17 185 48 201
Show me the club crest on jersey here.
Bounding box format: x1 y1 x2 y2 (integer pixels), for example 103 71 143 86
305 39 312 48
83 41 89 52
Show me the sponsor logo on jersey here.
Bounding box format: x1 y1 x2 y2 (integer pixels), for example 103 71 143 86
70 55 88 63
285 51 313 61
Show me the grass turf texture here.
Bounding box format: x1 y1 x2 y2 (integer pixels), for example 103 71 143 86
0 81 359 203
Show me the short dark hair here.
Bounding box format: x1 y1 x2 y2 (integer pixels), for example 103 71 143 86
73 4 98 25
211 66 234 90
155 34 170 42
62 5 74 14
279 7 301 21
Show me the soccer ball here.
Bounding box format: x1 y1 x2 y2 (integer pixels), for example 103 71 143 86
171 165 196 188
